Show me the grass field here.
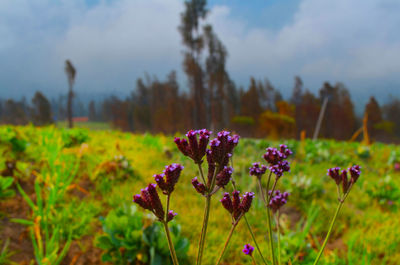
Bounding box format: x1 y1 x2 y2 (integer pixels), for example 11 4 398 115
0 125 399 264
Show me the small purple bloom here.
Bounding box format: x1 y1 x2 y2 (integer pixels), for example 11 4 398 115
167 210 177 222
242 244 254 256
349 165 361 184
268 190 289 213
216 166 233 188
327 167 341 185
240 192 255 213
174 129 211 164
220 192 233 214
146 183 165 220
192 177 206 195
249 162 268 179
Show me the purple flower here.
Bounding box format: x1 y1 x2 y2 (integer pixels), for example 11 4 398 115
327 167 341 185
232 190 242 220
208 131 239 168
249 162 268 179
242 244 254 256
216 166 233 188
220 192 233 214
192 177 206 195
174 129 211 164
240 192 255 213
146 183 165 220
349 165 361 184
268 190 289 213
269 160 290 178
154 163 184 195
167 210 177 222
221 190 254 222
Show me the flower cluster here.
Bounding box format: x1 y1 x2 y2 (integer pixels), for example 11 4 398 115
263 145 293 178
216 166 233 188
327 165 361 195
268 190 289 213
154 163 184 195
220 191 255 222
249 162 267 179
133 163 183 222
174 129 211 164
242 244 254 256
176 130 239 196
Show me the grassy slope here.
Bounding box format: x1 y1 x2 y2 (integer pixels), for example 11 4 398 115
1 125 400 264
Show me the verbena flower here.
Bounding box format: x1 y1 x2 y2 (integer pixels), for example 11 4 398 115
192 177 206 195
133 183 165 221
249 162 268 179
216 166 233 188
242 244 254 256
154 163 184 195
167 210 177 222
327 165 361 195
174 129 211 164
268 190 289 213
221 190 254 222
208 131 239 168
263 145 292 178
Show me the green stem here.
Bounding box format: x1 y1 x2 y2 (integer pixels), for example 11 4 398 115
276 214 281 265
312 201 343 265
258 178 276 265
197 195 211 265
243 215 268 265
197 163 207 186
229 157 267 265
267 178 278 203
266 206 276 265
163 221 179 265
215 220 240 265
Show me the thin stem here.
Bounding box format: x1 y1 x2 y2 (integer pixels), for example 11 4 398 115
258 178 276 265
215 219 240 265
197 163 207 186
243 215 268 265
276 213 281 265
197 195 211 265
163 221 179 265
229 158 267 265
267 178 278 203
312 201 343 265
266 205 276 265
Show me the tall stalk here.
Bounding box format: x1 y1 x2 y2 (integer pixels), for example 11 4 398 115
257 172 276 265
163 221 179 265
165 195 179 265
230 157 267 265
312 201 343 265
275 214 281 265
215 218 241 265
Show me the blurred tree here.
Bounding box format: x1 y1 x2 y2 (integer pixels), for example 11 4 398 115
365 96 383 140
179 0 208 129
88 100 97 122
290 76 303 105
64 60 76 128
31 91 53 126
383 97 400 138
319 82 356 140
2 99 28 125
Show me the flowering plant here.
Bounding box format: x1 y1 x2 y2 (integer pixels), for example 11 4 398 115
132 129 361 265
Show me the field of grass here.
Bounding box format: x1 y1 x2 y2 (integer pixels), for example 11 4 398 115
0 125 400 264
56 121 112 130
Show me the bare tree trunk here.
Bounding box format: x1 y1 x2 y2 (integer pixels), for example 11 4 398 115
67 85 73 128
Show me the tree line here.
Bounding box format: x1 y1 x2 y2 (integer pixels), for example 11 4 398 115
1 0 400 143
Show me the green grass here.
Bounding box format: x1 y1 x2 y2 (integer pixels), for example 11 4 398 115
1 125 400 264
56 121 111 130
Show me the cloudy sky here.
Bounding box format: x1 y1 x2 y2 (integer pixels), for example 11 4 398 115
1 0 400 108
